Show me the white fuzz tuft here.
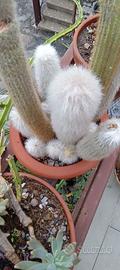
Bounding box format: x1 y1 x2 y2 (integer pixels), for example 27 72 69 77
47 65 103 144
76 118 120 160
46 139 78 164
88 122 98 133
9 107 33 138
34 44 61 100
41 101 50 117
25 137 46 158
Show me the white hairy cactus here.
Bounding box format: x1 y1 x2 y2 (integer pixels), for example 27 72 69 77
25 137 46 158
76 118 120 160
47 66 102 145
46 139 78 164
34 44 61 101
10 102 50 138
9 107 33 138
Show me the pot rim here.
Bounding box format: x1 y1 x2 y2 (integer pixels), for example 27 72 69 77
4 171 76 243
10 125 100 180
73 14 100 66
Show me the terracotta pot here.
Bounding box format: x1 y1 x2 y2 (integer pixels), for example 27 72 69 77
10 113 108 180
73 14 100 66
4 172 76 243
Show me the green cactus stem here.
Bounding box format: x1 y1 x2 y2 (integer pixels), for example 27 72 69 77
90 0 120 114
0 1 54 142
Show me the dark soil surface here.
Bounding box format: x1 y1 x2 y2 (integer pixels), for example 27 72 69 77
3 176 70 261
77 22 97 63
38 156 81 167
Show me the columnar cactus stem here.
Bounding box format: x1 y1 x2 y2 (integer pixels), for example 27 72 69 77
90 0 120 114
0 0 16 22
0 0 54 142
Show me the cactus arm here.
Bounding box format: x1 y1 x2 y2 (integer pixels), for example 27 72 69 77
76 119 120 161
0 1 54 142
90 0 120 114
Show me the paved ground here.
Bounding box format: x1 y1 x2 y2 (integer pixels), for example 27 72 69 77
75 172 120 269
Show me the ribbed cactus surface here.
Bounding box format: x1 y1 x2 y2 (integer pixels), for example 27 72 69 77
90 0 120 114
0 0 54 142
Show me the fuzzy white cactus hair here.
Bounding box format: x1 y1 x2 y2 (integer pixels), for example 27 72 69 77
47 65 103 145
76 118 120 160
25 137 46 158
9 107 33 138
46 139 78 164
34 44 61 101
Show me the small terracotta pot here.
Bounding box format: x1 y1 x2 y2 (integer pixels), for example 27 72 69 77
10 112 108 180
73 14 100 66
4 172 76 243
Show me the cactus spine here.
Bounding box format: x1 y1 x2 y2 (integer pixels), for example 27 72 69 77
90 0 120 114
0 0 54 142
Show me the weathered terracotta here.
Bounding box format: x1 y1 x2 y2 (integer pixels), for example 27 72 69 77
73 14 100 66
10 112 108 180
4 172 76 243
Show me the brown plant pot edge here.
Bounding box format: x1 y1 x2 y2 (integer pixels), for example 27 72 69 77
10 113 108 181
4 172 76 243
73 14 100 66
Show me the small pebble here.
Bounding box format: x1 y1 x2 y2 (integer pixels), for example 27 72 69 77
22 183 26 188
22 192 29 199
39 204 43 209
84 42 90 49
30 198 38 207
41 197 48 206
52 227 57 234
22 188 28 193
21 231 25 239
63 235 67 241
61 225 66 232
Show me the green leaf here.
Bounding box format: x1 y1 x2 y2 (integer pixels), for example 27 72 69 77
62 243 76 256
45 253 54 263
31 247 49 260
29 239 48 260
15 261 48 270
47 264 56 270
55 253 77 268
0 216 5 225
49 230 63 256
29 239 47 251
56 230 64 252
0 210 8 216
0 145 5 156
0 199 8 213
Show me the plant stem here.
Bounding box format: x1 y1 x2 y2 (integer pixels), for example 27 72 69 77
7 155 22 202
0 98 12 132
